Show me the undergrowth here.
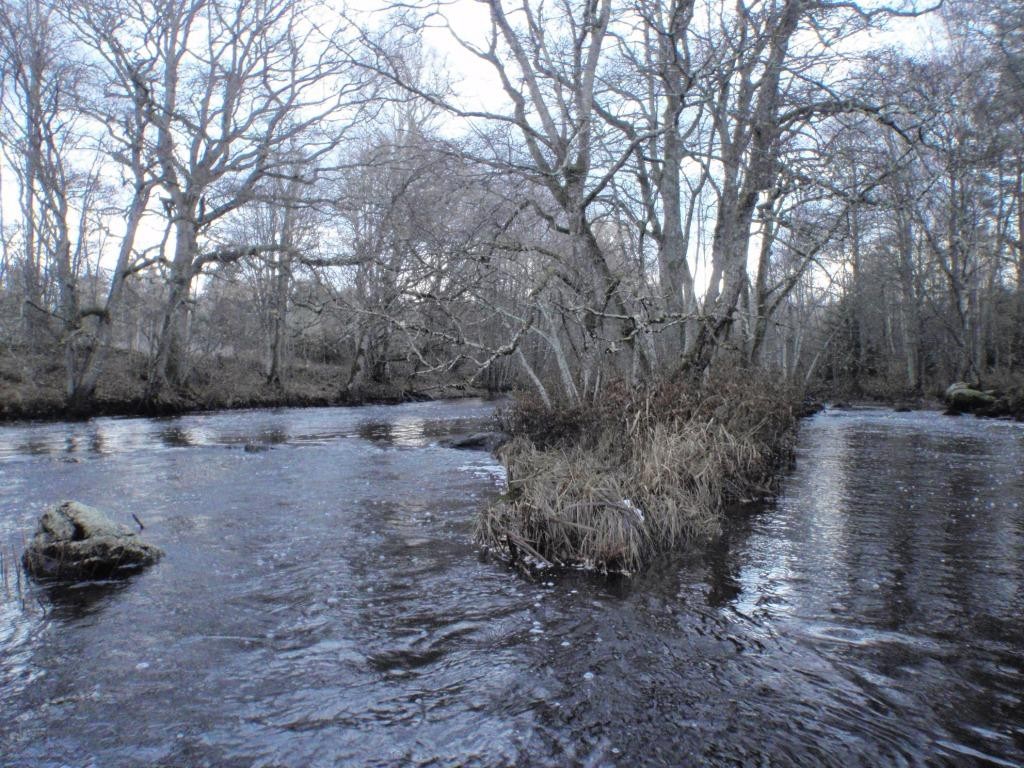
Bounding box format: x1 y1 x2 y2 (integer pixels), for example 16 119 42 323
477 366 800 574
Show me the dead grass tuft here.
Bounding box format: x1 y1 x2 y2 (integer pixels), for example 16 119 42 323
478 366 800 573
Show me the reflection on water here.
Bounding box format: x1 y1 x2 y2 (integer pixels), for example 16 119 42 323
0 401 500 461
0 404 1023 767
157 426 194 448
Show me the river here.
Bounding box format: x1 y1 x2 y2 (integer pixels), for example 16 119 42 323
1 401 1022 766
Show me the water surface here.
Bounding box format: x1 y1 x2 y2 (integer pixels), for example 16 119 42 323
1 403 1022 766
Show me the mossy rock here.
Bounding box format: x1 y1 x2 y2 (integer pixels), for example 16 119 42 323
22 501 163 580
944 383 997 413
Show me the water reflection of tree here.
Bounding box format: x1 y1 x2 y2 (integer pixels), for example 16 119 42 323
356 421 393 445
703 506 760 607
43 580 132 619
356 417 427 448
808 419 1024 763
257 428 288 445
17 437 52 456
158 427 194 448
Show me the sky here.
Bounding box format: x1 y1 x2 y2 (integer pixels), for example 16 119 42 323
0 0 941 282
416 0 939 112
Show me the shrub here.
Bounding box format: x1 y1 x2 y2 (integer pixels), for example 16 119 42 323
477 366 800 573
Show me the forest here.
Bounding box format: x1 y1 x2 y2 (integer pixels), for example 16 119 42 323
4 3 1024 762
0 0 1020 421
3 0 1021 574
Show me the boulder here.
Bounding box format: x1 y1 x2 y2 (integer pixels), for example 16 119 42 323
442 431 512 452
22 501 163 580
944 382 997 413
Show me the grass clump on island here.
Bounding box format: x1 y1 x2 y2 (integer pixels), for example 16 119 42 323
477 366 801 574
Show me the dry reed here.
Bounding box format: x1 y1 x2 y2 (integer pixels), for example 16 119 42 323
477 366 800 573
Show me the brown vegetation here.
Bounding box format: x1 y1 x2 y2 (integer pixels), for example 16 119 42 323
0 344 477 422
477 367 800 574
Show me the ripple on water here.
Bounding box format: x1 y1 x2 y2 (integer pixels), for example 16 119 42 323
1 404 1023 766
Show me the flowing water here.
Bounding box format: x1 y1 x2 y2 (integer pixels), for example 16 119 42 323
1 401 1022 767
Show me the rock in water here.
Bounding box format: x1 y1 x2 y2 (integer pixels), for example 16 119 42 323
22 501 163 580
443 431 511 452
944 382 997 413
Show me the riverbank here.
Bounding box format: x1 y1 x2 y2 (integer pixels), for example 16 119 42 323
0 347 491 423
825 391 1024 421
807 373 1024 421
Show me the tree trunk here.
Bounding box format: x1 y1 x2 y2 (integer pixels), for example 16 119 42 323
266 251 290 389
148 217 197 401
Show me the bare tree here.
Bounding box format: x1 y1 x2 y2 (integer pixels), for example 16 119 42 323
65 0 372 402
0 0 108 404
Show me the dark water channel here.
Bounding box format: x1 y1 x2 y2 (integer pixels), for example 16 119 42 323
1 401 1023 767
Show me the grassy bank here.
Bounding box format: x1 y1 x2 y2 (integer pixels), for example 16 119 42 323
0 346 485 422
477 368 800 574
